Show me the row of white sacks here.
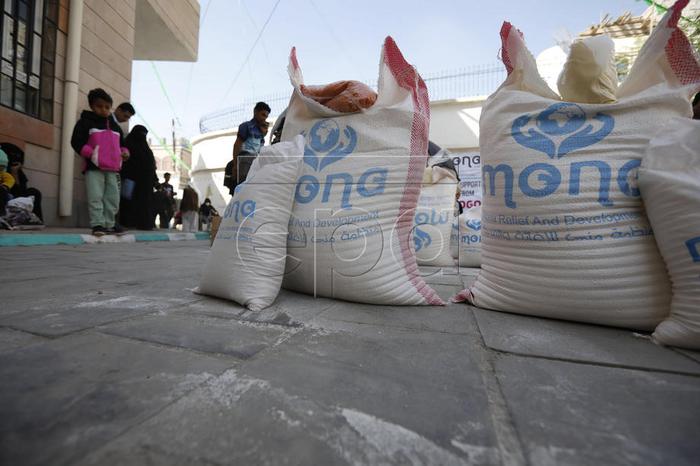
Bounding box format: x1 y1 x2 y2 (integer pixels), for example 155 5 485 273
198 0 700 349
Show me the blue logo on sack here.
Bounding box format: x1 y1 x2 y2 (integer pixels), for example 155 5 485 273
295 119 387 209
303 119 357 171
465 219 481 231
512 103 614 159
687 236 700 263
413 226 432 252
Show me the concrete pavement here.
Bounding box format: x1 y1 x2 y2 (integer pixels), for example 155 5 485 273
1 241 699 465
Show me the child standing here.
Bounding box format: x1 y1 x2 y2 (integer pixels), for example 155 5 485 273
71 88 129 236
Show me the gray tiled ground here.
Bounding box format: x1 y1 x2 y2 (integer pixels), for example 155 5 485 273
495 355 700 466
1 241 699 466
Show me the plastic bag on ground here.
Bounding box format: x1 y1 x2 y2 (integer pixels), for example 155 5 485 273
457 0 700 330
197 136 305 311
639 118 700 349
7 196 34 212
456 206 482 267
280 37 443 305
414 166 459 266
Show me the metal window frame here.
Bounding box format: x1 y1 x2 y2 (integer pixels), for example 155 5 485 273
0 0 57 121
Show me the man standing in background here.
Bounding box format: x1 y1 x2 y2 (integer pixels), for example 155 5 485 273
112 102 136 136
224 102 270 194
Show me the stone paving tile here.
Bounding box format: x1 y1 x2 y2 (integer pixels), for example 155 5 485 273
80 367 496 466
316 299 474 335
474 309 700 375
0 328 46 354
2 265 97 284
675 349 700 363
0 292 195 337
420 266 464 286
80 321 501 466
99 314 289 359
236 323 501 464
0 332 234 466
430 283 464 301
495 355 700 466
183 289 335 327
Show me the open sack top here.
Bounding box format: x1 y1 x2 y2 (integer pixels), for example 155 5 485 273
498 0 700 101
287 36 430 120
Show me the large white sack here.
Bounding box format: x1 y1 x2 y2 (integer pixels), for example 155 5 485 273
456 0 700 330
639 118 700 349
197 137 305 311
280 37 444 305
456 206 482 267
414 166 458 266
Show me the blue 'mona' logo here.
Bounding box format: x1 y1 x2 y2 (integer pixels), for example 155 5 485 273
512 103 614 159
295 119 387 209
687 236 700 263
413 226 431 252
303 119 357 171
465 219 481 231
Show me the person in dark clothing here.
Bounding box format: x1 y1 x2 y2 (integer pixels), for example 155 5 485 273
0 148 13 218
120 125 157 230
0 143 43 221
223 159 236 195
199 197 219 231
156 172 176 229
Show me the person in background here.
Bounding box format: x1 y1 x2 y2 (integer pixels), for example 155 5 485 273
0 149 15 217
199 198 219 231
70 88 129 236
157 172 176 229
227 102 270 189
180 186 199 232
112 102 135 136
121 125 158 230
0 143 43 222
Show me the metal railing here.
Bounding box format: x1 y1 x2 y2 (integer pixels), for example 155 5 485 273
198 63 507 133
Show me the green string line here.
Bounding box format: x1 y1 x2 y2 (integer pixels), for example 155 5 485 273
149 61 183 128
135 113 191 172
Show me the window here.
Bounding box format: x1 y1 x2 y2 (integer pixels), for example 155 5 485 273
0 0 58 121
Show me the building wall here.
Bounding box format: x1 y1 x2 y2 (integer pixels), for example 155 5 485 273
0 0 198 227
190 129 237 213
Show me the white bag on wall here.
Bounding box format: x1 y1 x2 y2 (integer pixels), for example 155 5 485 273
280 37 443 305
639 118 700 349
197 137 305 311
414 166 458 266
456 0 700 330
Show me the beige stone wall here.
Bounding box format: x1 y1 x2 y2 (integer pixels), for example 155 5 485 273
5 0 197 227
134 0 199 61
20 0 138 227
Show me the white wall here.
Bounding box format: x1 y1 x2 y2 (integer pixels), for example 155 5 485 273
190 128 237 213
428 98 485 152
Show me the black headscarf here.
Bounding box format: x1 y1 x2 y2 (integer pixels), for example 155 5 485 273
123 125 157 184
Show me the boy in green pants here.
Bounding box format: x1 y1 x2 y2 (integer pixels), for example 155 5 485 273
71 89 130 236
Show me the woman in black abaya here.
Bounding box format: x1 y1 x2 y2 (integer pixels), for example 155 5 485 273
121 125 158 230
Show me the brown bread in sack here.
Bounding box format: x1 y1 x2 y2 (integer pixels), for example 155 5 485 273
300 81 378 113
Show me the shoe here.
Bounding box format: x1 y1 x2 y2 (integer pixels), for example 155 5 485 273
92 226 106 237
107 224 127 236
